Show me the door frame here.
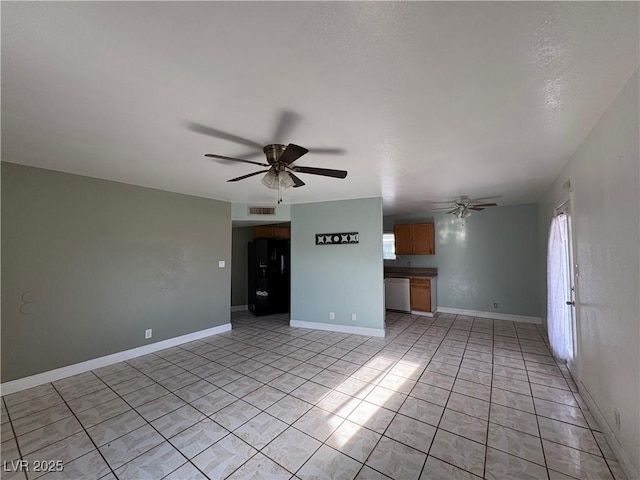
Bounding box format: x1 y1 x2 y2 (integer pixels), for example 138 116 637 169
554 193 579 381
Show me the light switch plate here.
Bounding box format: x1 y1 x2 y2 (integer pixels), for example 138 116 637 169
218 261 225 268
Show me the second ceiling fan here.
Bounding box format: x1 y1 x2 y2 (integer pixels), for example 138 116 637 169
429 196 500 218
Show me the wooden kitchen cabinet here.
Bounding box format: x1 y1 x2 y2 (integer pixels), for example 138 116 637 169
393 224 413 255
393 223 435 255
410 277 432 312
254 225 274 238
412 223 434 254
271 226 290 239
254 225 290 239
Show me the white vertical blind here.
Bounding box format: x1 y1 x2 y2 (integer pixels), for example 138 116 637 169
547 214 573 361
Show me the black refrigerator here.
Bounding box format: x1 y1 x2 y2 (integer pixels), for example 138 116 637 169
248 239 290 316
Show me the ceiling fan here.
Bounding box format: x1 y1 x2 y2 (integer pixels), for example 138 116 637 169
429 196 500 218
186 111 347 202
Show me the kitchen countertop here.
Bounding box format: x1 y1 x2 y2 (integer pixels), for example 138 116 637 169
384 267 438 278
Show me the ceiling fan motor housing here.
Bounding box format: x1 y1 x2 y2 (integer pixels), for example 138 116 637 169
263 144 287 164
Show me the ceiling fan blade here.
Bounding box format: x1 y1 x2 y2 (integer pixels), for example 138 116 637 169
430 206 456 210
228 150 264 161
469 207 485 211
205 154 269 167
428 200 456 204
273 110 302 144
468 195 501 203
446 208 458 214
227 170 270 182
186 122 263 149
307 148 346 155
288 172 306 188
292 166 348 179
278 144 309 165
471 203 498 207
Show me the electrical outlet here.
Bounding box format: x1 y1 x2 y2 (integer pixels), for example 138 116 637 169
145 329 152 339
493 302 498 309
614 408 621 431
218 260 225 268
351 313 357 322
329 312 335 320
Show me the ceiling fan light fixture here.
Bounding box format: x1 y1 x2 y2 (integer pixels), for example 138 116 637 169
279 171 295 189
261 169 279 189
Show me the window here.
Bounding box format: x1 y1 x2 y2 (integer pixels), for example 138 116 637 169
383 233 396 260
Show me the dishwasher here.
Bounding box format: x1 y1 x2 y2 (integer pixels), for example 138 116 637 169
384 277 410 312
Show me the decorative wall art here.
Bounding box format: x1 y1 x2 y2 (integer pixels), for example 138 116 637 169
315 232 359 245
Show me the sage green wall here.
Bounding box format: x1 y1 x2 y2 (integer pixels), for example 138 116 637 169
2 163 232 382
231 226 254 306
291 197 384 330
384 204 541 317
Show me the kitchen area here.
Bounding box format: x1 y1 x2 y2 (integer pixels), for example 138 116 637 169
384 222 438 316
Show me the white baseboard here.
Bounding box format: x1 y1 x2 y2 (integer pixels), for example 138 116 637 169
580 382 639 480
1 323 232 396
411 310 435 317
437 307 542 324
231 305 248 312
290 319 385 338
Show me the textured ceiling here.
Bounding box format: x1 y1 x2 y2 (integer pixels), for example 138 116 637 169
2 2 638 214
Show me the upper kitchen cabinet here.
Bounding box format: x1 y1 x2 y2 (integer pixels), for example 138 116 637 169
393 223 435 255
393 224 413 255
412 223 434 254
254 225 291 239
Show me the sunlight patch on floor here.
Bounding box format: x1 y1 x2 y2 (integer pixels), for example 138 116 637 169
327 357 419 446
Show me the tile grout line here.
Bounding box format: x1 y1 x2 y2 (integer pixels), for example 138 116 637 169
483 316 494 480
418 314 481 480
227 314 401 479
88 364 212 480
384 313 463 480
200 316 378 478
6 312 623 480
291 312 427 479
519 319 552 480
61 356 231 478
49 381 120 480
2 396 28 480
349 312 433 479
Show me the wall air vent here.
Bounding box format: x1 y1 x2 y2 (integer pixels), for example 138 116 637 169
248 206 276 216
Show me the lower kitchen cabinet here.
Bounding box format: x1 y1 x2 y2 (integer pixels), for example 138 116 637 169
410 277 437 316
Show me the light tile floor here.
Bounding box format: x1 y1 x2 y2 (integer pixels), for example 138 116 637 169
1 312 626 480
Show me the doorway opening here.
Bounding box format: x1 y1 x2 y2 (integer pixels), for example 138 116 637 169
231 222 291 317
547 197 578 377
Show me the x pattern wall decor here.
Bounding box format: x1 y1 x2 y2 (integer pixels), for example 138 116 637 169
315 232 359 245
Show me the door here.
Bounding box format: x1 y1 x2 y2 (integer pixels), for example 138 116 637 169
559 201 578 377
393 224 413 255
410 278 431 312
547 198 578 376
412 223 434 255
